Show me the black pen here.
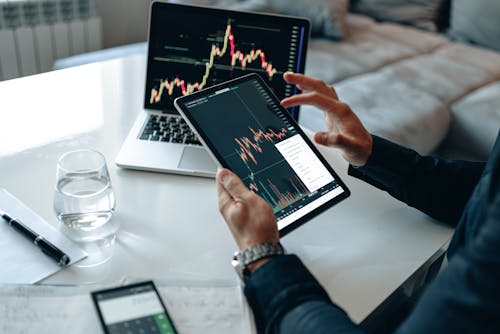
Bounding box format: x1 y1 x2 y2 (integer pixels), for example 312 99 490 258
1 210 71 266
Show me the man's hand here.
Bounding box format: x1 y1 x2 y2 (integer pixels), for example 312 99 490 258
216 168 279 251
281 72 373 166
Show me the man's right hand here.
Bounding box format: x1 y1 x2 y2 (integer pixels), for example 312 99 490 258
281 72 373 167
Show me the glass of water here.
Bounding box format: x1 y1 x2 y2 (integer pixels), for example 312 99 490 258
54 149 117 242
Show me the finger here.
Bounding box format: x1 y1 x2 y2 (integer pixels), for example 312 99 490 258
282 91 327 108
216 170 234 213
314 131 342 147
281 92 345 122
216 168 250 201
283 72 338 98
316 131 358 151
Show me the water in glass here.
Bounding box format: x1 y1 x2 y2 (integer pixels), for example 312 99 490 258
54 149 117 242
54 172 115 230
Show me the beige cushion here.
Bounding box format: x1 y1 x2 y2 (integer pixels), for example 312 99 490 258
449 82 500 159
267 0 349 39
306 20 448 84
352 0 443 31
300 71 450 155
448 0 500 51
169 0 350 39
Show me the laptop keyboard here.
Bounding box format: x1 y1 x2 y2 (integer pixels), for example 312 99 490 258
139 115 202 146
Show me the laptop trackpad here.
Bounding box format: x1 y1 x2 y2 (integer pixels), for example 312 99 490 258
178 147 217 172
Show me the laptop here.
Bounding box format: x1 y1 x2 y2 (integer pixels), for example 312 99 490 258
115 1 310 177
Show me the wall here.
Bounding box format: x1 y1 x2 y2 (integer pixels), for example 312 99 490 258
0 0 102 80
96 0 151 48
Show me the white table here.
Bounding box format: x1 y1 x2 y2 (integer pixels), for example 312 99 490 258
0 55 453 327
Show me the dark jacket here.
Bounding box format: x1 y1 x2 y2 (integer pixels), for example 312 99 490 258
244 132 500 334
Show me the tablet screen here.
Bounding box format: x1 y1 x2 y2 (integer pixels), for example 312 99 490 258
175 74 349 235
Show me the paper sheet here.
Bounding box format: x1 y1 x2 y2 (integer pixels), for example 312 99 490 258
0 280 253 334
0 285 101 334
0 188 87 284
156 280 253 334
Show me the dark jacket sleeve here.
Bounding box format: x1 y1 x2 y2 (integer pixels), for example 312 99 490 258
244 254 364 334
394 170 500 334
348 136 485 226
243 135 499 333
244 195 500 334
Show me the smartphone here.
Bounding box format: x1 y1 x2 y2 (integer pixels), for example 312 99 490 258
91 281 177 334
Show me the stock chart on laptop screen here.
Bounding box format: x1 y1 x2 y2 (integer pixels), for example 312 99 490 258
144 3 309 118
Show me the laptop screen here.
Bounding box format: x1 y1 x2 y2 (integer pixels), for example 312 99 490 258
144 2 310 120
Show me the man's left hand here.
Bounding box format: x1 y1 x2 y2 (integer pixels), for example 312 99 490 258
216 168 279 251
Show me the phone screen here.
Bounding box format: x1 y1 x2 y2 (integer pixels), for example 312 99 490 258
91 281 177 334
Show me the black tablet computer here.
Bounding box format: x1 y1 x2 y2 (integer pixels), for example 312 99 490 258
174 73 350 235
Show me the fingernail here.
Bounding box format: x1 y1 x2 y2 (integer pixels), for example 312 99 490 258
220 172 230 185
317 133 328 144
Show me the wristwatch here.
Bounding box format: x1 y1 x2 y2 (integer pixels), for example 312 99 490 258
232 242 285 281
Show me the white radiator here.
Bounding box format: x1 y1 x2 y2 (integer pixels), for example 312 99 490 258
0 0 102 81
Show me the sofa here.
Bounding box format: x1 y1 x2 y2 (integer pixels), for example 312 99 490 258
54 0 500 161
301 12 500 161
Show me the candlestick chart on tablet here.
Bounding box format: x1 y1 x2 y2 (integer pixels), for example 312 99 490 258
180 77 343 222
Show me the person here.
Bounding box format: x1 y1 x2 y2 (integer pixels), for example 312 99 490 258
216 72 500 333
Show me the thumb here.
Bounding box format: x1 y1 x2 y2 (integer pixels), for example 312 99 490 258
314 132 342 148
216 168 249 200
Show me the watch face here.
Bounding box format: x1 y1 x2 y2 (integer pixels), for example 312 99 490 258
232 243 285 281
232 258 245 281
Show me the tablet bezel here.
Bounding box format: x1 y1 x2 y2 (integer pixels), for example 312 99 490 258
174 73 350 236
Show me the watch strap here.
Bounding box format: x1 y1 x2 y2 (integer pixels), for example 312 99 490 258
234 242 285 267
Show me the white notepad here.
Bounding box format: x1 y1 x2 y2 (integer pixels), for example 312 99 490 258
0 188 87 284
